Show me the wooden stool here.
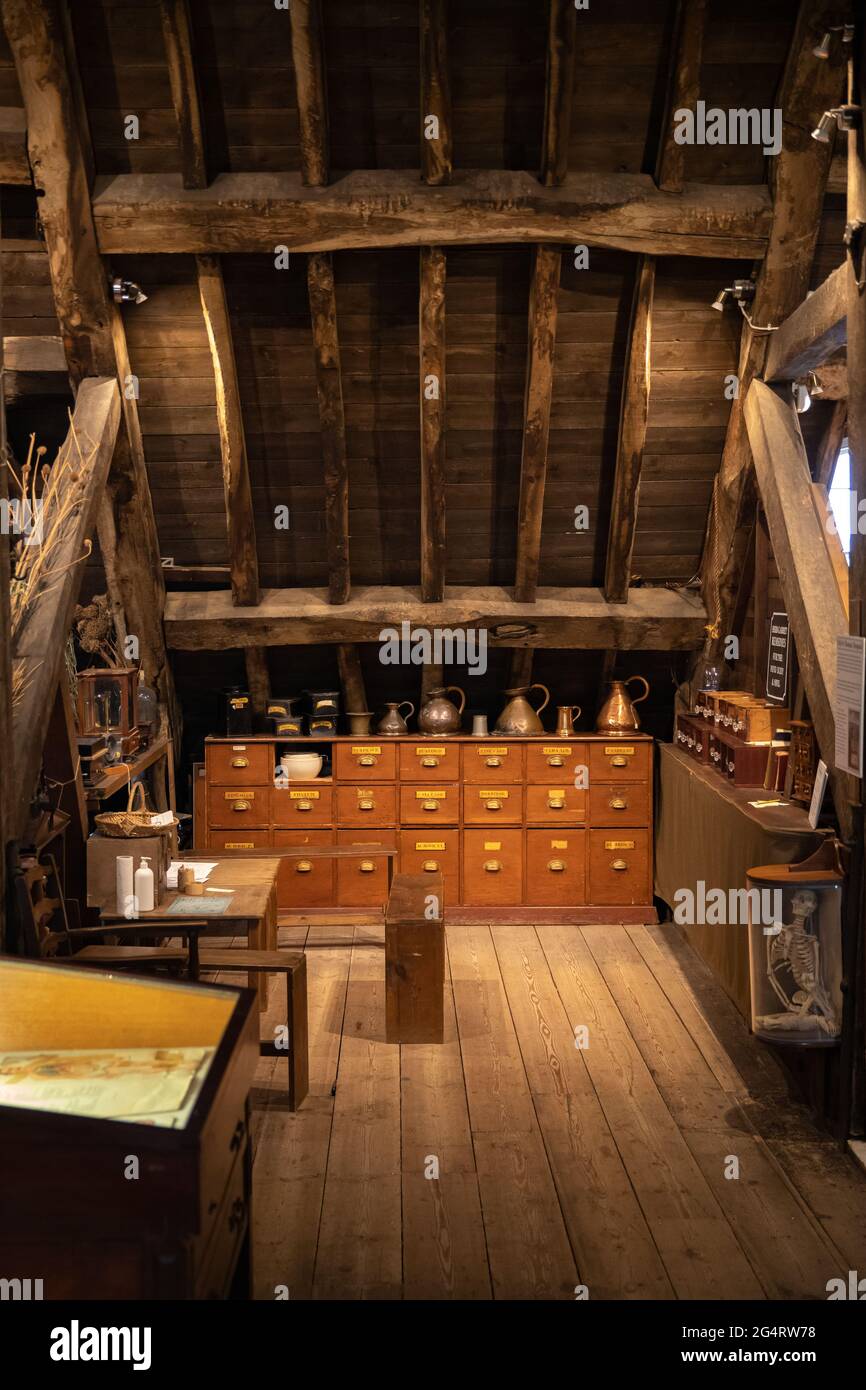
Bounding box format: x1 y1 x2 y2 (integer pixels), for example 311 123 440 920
199 949 309 1110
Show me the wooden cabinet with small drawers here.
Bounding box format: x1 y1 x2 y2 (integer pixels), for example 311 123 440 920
205 733 654 921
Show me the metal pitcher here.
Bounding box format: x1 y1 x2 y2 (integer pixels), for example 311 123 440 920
556 704 582 736
495 684 550 736
377 701 414 736
596 677 650 733
417 686 465 735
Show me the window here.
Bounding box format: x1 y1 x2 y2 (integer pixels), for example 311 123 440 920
827 441 852 562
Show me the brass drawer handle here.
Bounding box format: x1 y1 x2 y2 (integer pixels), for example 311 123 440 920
230 757 249 768
547 756 564 767
611 858 628 871
422 860 440 871
296 860 312 873
483 860 501 873
421 756 438 767
232 800 250 812
359 798 375 810
358 756 376 766
296 800 312 812
611 756 628 768
609 797 627 810
485 799 502 810
547 859 565 872
547 797 565 810
485 756 502 767
359 860 375 872
422 800 439 812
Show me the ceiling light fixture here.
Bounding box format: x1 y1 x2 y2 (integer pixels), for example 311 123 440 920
812 105 862 143
110 276 148 305
711 278 755 312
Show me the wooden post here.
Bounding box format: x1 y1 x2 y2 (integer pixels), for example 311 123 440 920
244 649 271 720
290 0 328 187
420 246 446 601
540 0 577 187
514 245 561 602
604 255 655 602
337 644 367 714
196 255 260 606
307 252 350 604
159 0 208 189
420 0 451 186
0 193 10 948
655 0 707 193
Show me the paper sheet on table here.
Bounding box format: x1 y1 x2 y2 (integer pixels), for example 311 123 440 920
167 860 217 888
0 1048 213 1126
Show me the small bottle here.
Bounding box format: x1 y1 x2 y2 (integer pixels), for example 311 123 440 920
134 856 155 912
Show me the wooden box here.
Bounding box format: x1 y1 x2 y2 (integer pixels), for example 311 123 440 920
728 700 790 744
86 832 170 912
717 733 774 787
385 874 444 1044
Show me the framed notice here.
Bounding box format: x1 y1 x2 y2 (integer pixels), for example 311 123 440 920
765 611 790 702
835 635 866 777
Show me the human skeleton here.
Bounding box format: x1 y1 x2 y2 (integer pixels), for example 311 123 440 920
756 889 840 1037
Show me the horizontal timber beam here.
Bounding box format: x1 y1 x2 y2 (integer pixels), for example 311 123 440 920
90 169 773 259
764 262 848 384
164 585 707 652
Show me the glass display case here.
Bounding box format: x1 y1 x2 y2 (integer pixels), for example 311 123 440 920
747 840 845 1048
77 666 139 736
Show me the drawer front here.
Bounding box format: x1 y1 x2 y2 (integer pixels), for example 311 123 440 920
588 830 651 905
335 783 397 827
270 783 333 827
274 829 334 909
462 742 524 783
588 781 649 828
525 783 586 825
208 829 271 853
463 784 522 824
336 829 396 907
525 830 586 905
589 742 651 782
399 783 459 825
207 742 271 786
195 1143 248 1300
526 742 588 782
399 742 461 781
334 742 396 781
462 830 523 905
399 830 459 898
207 784 269 829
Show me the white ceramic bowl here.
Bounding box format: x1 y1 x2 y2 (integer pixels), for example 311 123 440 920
279 752 323 781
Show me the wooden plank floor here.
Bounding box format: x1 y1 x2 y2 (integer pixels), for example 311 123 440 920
206 921 866 1301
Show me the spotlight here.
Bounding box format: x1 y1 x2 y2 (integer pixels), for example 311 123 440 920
812 105 862 142
811 110 837 143
711 288 730 312
793 382 812 414
711 278 755 312
111 276 148 305
813 32 832 60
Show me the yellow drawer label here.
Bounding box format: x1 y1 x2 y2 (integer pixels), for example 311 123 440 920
290 789 320 799
547 789 566 797
605 745 635 755
224 790 255 798
484 841 501 851
351 745 381 755
551 839 568 849
230 744 248 751
478 746 508 755
416 841 445 850
543 746 571 755
416 746 444 756
478 789 509 798
416 789 446 798
224 841 254 849
605 839 635 850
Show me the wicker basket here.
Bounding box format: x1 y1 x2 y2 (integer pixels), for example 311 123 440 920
94 779 178 840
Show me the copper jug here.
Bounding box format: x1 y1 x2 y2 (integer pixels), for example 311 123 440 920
495 684 550 736
556 704 581 736
377 701 414 736
417 686 465 735
596 676 650 733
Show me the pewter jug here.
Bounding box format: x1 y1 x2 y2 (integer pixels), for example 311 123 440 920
495 684 550 736
596 676 650 733
417 686 465 735
377 701 414 735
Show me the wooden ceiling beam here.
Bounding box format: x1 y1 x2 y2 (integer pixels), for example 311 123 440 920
307 251 350 604
2 0 177 728
164 584 707 652
419 245 446 602
540 0 577 187
420 0 451 186
159 0 208 189
11 378 120 837
744 379 854 840
698 0 844 660
290 0 328 186
655 0 707 193
604 255 655 603
196 254 260 606
764 262 848 383
90 169 772 260
514 245 561 602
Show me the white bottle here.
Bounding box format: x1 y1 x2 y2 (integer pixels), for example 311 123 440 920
116 855 135 917
134 856 155 912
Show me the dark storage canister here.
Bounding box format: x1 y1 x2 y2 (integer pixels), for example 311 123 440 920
224 686 253 736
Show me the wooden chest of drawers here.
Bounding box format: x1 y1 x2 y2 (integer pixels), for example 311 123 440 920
205 734 655 923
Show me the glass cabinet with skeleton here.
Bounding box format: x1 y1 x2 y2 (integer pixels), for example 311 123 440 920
747 842 845 1048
